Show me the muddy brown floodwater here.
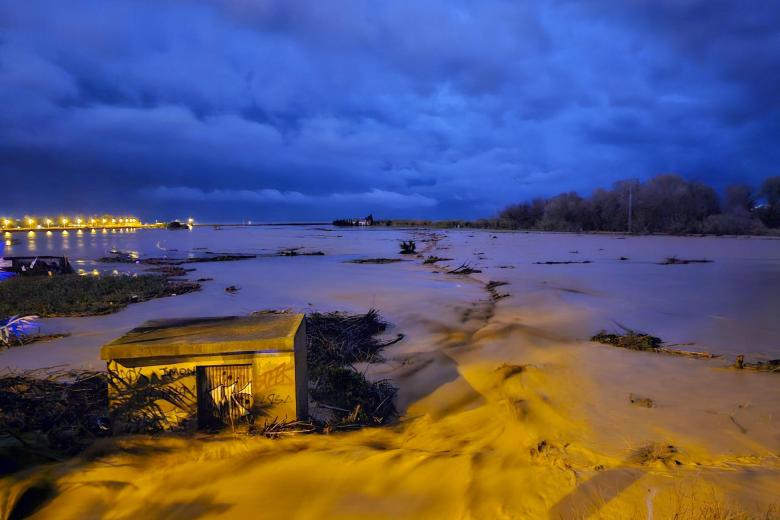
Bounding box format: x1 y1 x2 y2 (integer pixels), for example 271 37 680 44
1 226 779 518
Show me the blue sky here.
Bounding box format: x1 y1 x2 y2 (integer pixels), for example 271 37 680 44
1 1 779 221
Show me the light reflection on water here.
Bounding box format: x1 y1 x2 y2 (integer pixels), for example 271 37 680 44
3 226 780 359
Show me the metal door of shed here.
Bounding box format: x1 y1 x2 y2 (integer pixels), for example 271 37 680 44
197 365 253 428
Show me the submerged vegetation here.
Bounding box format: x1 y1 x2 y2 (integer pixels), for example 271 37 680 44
0 274 200 317
591 330 663 351
98 253 257 264
399 240 417 254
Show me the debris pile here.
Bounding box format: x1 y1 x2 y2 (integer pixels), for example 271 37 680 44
0 369 109 459
447 261 482 274
422 256 452 264
733 355 780 372
277 248 325 257
591 329 720 359
399 240 417 255
306 309 402 426
346 258 405 264
659 257 713 265
534 260 592 265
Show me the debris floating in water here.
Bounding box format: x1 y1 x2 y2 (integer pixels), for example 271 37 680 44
277 248 325 257
447 261 482 274
732 354 780 372
659 256 713 265
346 258 405 264
534 260 592 265
399 240 417 255
422 255 453 264
591 329 721 359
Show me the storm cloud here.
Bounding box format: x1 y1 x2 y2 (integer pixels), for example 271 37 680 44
1 0 778 221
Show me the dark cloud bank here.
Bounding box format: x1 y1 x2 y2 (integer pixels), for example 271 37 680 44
1 0 778 221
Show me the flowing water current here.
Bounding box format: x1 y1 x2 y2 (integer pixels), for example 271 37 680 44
1 226 779 518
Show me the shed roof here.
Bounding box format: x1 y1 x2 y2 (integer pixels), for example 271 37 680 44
101 313 304 360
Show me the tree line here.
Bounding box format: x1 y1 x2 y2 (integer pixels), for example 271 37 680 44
490 174 780 235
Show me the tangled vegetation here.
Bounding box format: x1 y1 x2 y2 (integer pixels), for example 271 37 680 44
306 309 402 425
0 274 200 317
0 369 109 465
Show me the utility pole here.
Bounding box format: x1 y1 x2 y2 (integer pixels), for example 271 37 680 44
627 182 633 234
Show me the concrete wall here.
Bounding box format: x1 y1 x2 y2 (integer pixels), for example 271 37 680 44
107 347 306 432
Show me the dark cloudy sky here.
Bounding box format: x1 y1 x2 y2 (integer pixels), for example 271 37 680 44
1 1 779 221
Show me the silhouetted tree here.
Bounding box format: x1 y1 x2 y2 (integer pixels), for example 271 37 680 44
495 173 777 235
758 176 780 228
724 184 755 212
539 192 587 232
498 198 546 229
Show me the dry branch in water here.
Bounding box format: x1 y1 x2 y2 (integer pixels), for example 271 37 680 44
346 258 405 264
447 261 482 274
733 354 780 373
591 329 721 359
659 256 713 265
485 281 510 301
277 248 325 257
422 256 453 264
533 260 592 265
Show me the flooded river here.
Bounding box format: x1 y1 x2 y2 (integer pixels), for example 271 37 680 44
1 226 779 518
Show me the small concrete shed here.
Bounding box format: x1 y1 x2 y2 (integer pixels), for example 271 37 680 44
101 313 307 430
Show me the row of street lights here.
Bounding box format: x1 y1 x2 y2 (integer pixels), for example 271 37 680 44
1 216 142 230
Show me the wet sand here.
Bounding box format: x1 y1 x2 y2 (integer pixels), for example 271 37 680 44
1 227 779 518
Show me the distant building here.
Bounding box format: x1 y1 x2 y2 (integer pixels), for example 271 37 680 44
333 214 375 227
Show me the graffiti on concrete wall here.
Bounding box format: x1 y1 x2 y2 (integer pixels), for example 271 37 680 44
255 361 294 393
